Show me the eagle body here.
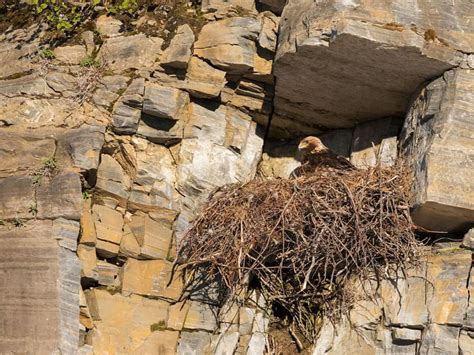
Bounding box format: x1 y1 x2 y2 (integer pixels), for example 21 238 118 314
294 136 355 176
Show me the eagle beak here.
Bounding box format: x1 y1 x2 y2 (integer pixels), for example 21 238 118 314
298 142 307 151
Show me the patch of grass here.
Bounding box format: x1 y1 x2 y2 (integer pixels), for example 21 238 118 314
39 48 56 60
80 55 101 68
13 217 25 228
31 157 58 187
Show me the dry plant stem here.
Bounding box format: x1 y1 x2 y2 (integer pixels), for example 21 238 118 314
178 163 421 342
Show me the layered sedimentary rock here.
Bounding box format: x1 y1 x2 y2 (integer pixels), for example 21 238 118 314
400 69 474 232
314 246 473 354
273 0 470 136
0 1 472 354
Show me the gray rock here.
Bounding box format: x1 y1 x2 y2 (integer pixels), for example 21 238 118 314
57 125 105 173
143 84 189 120
258 11 279 52
462 228 474 249
0 74 56 98
0 175 35 220
53 218 80 252
46 72 78 97
194 17 261 74
36 172 83 220
350 117 401 168
212 332 239 355
419 324 460 355
176 104 263 233
98 34 163 71
177 331 212 355
0 220 79 354
100 75 129 92
53 45 87 65
92 88 119 108
161 24 195 69
391 327 421 342
247 332 266 355
273 0 466 134
95 154 131 206
185 56 227 99
400 69 474 232
111 102 142 135
121 78 145 108
0 130 56 178
459 330 474 355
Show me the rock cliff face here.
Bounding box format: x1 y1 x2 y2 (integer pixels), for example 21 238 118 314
0 0 472 354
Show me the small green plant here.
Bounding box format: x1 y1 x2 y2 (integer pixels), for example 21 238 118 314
40 48 55 60
82 190 91 200
0 219 4 226
150 320 166 332
42 157 57 170
80 55 100 68
31 157 58 186
107 0 139 15
29 204 38 217
32 0 85 32
13 217 25 228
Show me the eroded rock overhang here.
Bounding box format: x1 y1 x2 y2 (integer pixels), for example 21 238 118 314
272 0 471 136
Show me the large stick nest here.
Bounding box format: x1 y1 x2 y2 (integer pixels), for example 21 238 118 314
178 164 421 341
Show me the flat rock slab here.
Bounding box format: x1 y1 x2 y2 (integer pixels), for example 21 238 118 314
0 220 80 354
273 0 468 135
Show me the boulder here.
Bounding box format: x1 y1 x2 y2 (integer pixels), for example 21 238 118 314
193 17 261 74
161 24 195 69
273 0 467 135
400 69 474 232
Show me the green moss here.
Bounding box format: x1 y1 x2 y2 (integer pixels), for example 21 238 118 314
80 55 101 68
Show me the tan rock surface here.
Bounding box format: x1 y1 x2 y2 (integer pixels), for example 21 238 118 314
87 289 169 353
274 0 468 135
400 69 474 232
121 259 183 300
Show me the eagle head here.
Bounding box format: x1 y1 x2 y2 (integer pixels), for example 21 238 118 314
298 136 326 153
